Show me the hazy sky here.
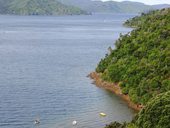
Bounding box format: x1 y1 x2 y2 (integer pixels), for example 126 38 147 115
101 0 170 5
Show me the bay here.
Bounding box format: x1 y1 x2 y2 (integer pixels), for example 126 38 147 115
0 13 136 128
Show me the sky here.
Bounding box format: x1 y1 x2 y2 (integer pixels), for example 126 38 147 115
101 0 170 5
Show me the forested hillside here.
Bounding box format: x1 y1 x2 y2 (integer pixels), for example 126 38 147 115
0 0 88 15
99 8 170 128
58 0 152 13
105 91 170 128
96 8 170 105
0 0 169 15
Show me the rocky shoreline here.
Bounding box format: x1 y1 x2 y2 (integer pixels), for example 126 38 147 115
88 72 144 111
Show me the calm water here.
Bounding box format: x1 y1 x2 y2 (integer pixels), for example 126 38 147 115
0 14 135 128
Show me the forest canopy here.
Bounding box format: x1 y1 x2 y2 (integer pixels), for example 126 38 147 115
102 8 170 128
96 8 170 105
104 91 170 128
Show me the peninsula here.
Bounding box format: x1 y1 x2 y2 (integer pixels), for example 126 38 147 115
90 8 170 128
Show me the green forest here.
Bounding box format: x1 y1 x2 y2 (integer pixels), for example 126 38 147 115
95 8 170 128
96 8 170 105
0 0 88 15
105 91 170 128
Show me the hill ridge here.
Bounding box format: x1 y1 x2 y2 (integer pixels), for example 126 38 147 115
0 0 88 15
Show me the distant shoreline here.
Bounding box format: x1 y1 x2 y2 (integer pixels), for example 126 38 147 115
88 72 144 111
0 13 91 17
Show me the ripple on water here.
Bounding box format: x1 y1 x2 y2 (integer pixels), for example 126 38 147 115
0 13 136 128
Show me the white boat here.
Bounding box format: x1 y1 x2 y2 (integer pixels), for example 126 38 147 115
72 120 77 126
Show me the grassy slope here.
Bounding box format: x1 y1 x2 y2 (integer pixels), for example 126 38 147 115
0 0 88 15
96 8 170 105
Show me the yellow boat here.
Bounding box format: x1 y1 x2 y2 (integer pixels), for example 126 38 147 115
99 112 107 117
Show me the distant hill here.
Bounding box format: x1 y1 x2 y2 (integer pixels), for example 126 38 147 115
58 0 153 13
0 0 169 16
152 4 170 10
0 0 88 15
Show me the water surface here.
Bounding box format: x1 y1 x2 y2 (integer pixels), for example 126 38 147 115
0 14 135 128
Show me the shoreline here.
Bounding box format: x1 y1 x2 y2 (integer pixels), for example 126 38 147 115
88 72 144 112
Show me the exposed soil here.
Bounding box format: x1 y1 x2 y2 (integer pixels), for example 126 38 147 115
88 72 144 111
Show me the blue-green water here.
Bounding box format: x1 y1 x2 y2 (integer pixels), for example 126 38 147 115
0 14 135 128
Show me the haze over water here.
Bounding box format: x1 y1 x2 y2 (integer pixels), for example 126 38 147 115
0 14 135 128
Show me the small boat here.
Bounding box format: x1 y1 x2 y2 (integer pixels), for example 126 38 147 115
99 112 107 117
34 119 40 125
72 120 77 126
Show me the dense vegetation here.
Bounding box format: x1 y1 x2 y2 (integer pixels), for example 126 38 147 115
134 91 170 128
105 91 170 128
97 8 170 128
58 0 153 13
96 8 170 105
0 0 88 15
